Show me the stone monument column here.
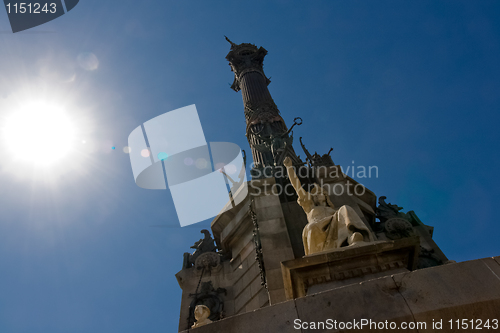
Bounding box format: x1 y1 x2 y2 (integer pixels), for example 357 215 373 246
225 37 301 171
174 39 459 333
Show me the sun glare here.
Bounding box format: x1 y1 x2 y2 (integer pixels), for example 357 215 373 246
3 102 76 166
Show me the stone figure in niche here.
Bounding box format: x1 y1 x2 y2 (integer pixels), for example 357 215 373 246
284 156 374 255
188 281 226 327
191 305 213 328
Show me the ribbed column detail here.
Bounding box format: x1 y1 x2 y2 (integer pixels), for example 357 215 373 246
240 72 274 106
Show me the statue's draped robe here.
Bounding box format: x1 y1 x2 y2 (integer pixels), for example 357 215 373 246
303 205 373 255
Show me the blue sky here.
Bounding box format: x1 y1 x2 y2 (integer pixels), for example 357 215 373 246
0 1 499 332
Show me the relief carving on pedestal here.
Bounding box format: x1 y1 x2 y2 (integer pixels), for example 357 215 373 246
384 218 415 240
375 196 446 269
183 230 219 269
376 196 418 240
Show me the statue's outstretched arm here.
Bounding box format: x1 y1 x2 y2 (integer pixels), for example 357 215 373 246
283 156 307 199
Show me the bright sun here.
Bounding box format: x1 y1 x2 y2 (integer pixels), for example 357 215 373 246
3 101 77 166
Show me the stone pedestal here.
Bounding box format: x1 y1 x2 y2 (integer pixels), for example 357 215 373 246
281 237 420 300
182 256 500 333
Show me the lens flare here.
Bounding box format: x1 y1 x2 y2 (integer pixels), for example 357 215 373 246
77 52 99 71
195 158 208 169
141 149 150 157
157 152 168 160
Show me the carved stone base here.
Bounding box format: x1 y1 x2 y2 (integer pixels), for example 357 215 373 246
281 237 420 300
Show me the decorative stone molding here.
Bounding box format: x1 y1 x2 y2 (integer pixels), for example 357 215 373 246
281 237 420 300
183 230 219 269
375 196 448 269
418 246 444 269
194 252 221 271
385 218 415 240
225 37 269 92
